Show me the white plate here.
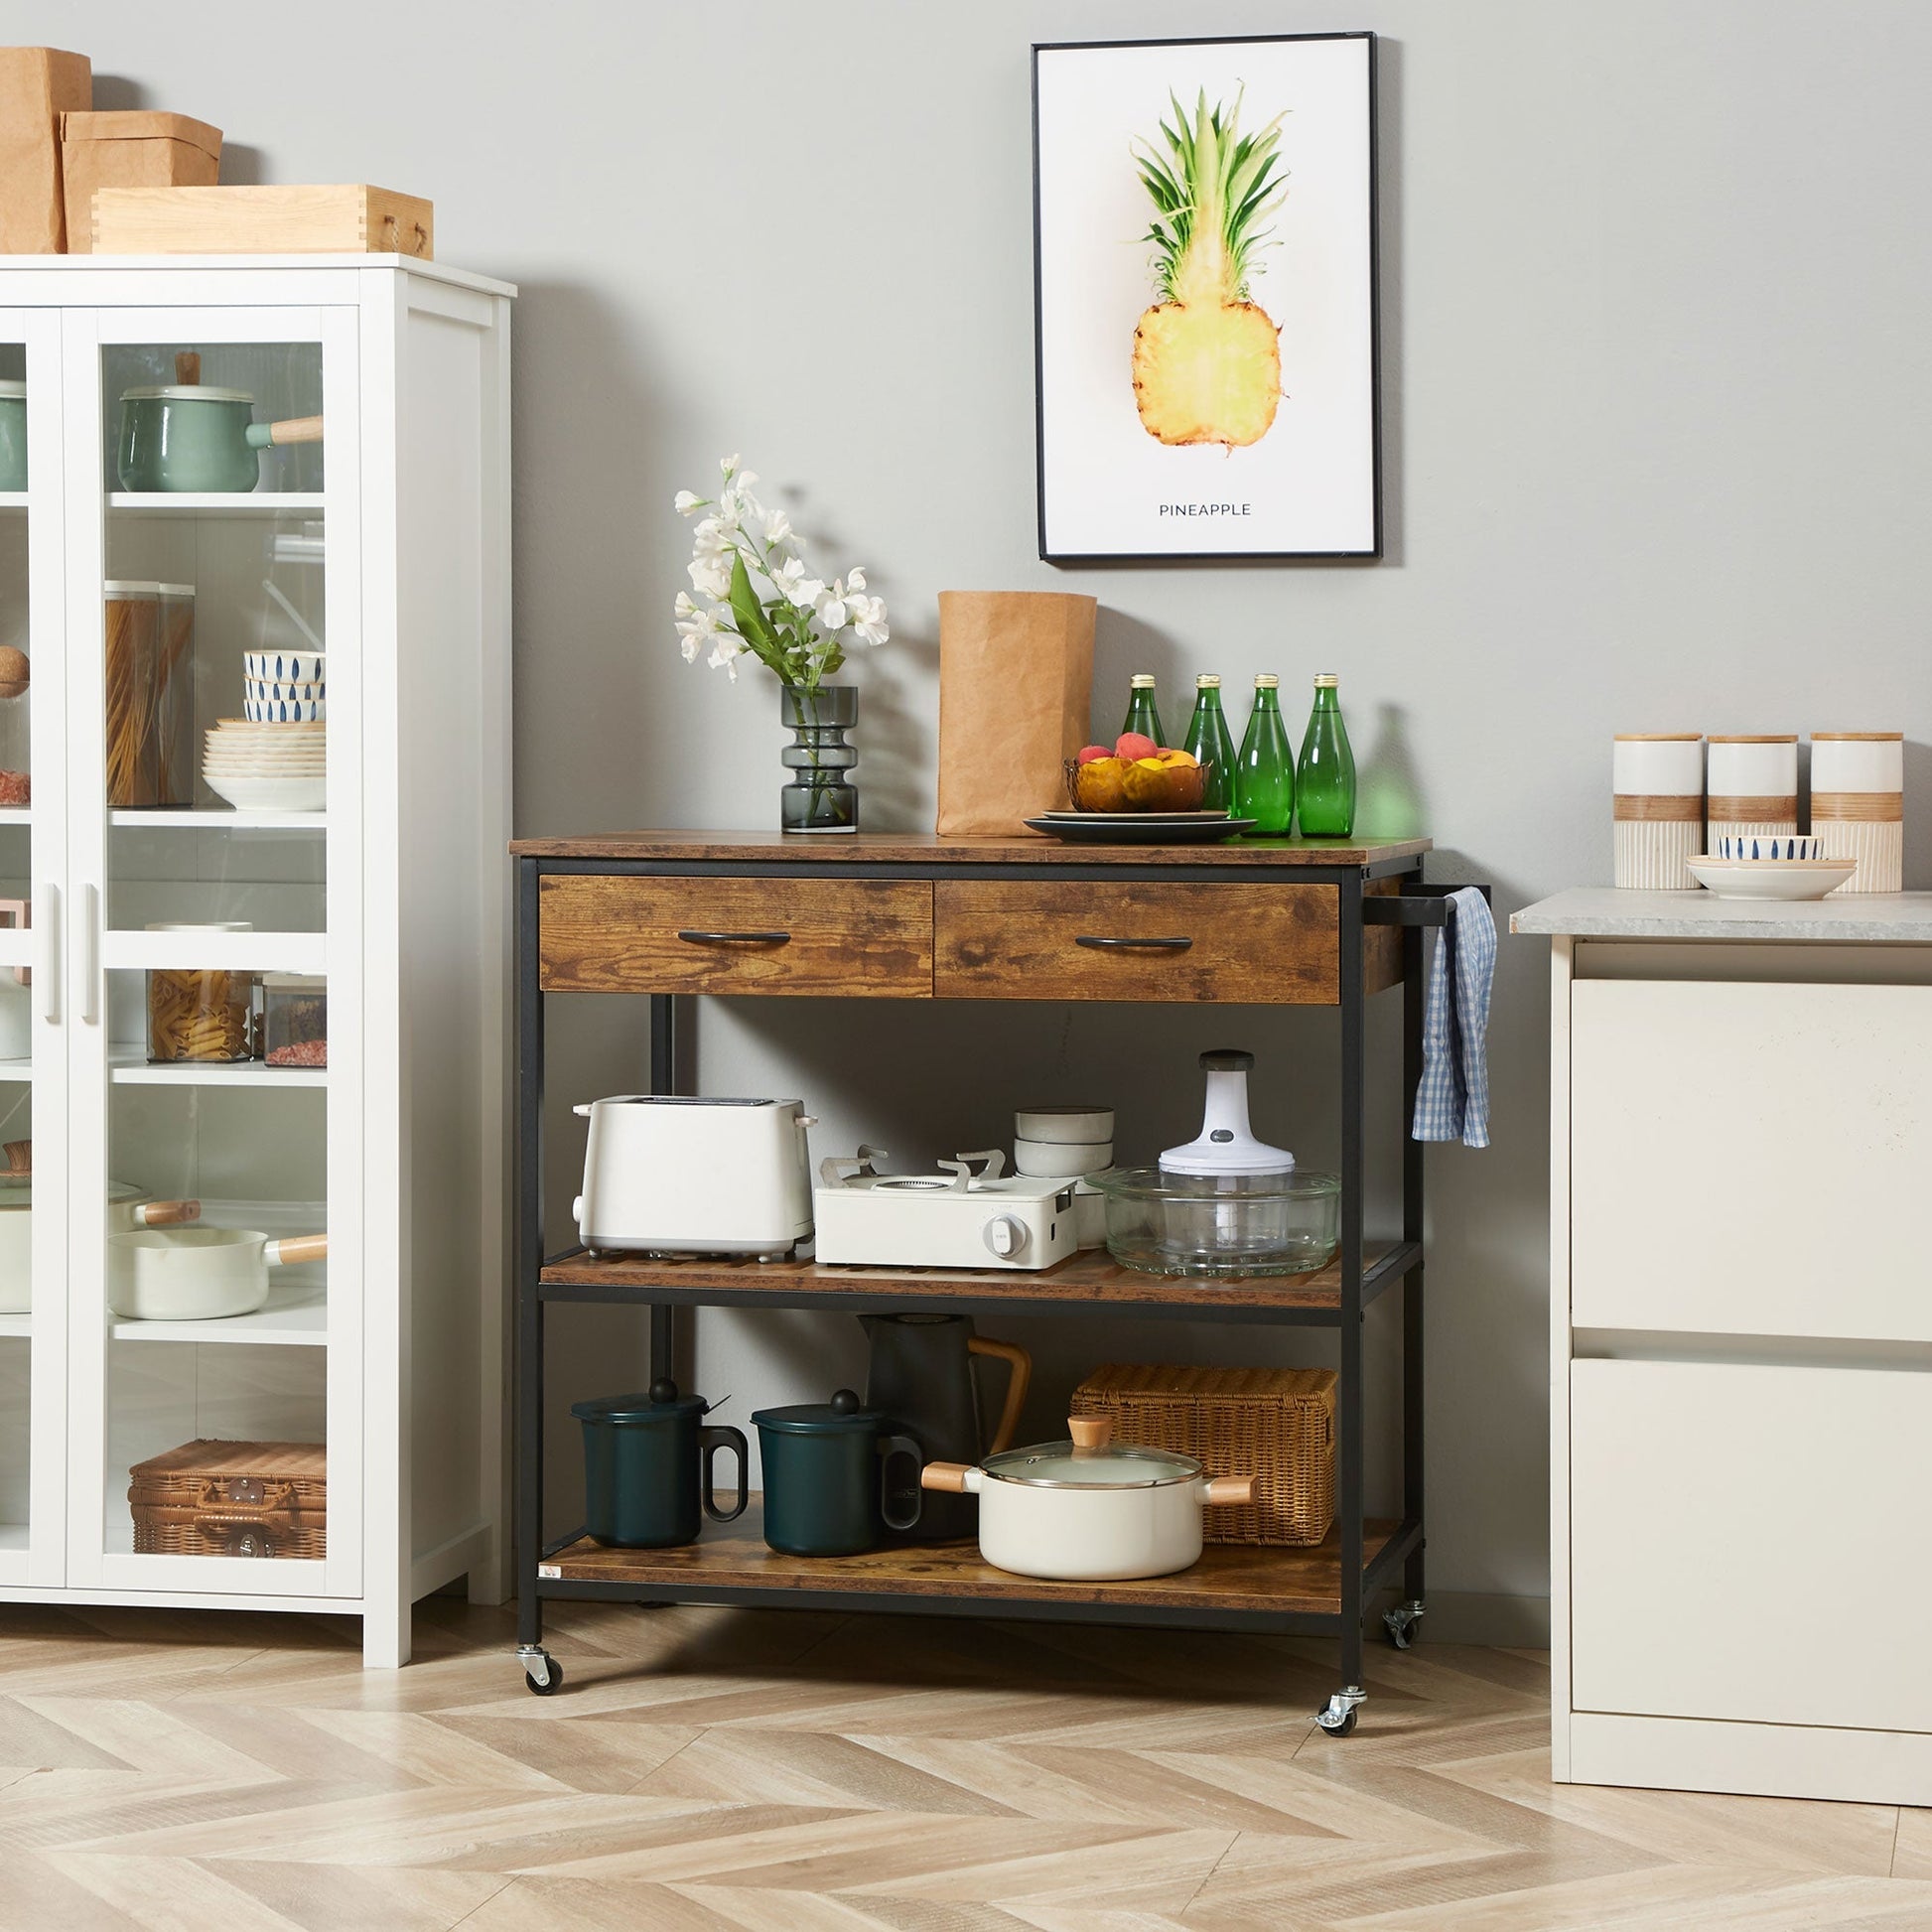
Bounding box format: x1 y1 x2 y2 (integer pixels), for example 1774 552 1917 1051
1687 856 1858 900
204 772 327 811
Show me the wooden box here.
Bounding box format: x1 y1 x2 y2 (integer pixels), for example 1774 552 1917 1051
62 111 221 255
1072 1363 1336 1545
128 1439 327 1561
91 184 433 259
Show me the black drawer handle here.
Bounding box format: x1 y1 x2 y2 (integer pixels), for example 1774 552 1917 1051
1075 935 1193 951
677 929 792 946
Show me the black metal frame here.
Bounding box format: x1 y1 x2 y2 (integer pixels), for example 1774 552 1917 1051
514 851 1449 1713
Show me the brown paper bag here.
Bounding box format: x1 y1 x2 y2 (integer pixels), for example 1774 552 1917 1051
937 591 1097 837
0 48 91 252
62 111 221 253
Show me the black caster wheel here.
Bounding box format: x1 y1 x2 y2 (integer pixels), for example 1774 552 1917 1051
521 1651 564 1696
1315 1691 1364 1737
1315 1705 1358 1737
1384 1600 1425 1650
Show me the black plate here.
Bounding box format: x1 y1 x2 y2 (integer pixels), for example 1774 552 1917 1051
1025 812 1258 845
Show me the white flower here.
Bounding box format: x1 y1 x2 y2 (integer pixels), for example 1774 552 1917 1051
675 600 721 662
815 584 850 630
708 633 745 680
763 509 793 547
687 554 732 600
771 557 824 610
673 489 703 516
735 470 759 491
851 594 890 647
673 590 697 619
720 452 740 478
692 516 732 557
845 567 866 593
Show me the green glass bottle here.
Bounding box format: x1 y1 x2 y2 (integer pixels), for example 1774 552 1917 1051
1181 674 1237 812
1121 673 1168 751
1296 673 1357 838
1234 674 1294 835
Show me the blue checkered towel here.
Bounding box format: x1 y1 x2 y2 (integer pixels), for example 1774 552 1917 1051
1411 888 1495 1149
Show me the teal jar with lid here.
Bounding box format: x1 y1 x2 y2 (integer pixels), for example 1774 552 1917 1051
0 380 25 491
572 1379 748 1549
753 1389 923 1556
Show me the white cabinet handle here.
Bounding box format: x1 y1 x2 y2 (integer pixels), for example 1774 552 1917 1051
79 883 99 1026
35 884 57 1024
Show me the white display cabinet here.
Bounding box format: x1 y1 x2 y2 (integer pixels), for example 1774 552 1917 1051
0 256 512 1665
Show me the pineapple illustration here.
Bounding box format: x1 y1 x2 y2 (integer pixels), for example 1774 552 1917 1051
1130 90 1289 450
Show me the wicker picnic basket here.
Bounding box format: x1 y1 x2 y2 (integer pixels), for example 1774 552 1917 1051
127 1439 327 1560
1070 1364 1335 1545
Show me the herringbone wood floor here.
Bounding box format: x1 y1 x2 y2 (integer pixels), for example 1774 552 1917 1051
0 1597 1926 1929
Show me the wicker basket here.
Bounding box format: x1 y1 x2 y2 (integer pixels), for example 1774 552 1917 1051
127 1439 326 1561
1071 1364 1335 1545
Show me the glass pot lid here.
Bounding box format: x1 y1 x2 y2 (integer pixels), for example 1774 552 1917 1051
982 1415 1200 1489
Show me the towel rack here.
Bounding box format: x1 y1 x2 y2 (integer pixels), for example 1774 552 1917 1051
1362 883 1493 927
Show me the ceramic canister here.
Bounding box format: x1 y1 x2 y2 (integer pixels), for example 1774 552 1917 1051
1612 735 1704 890
1810 733 1903 895
1706 735 1798 848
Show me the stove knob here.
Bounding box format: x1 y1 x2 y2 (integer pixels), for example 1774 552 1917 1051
984 1215 1027 1259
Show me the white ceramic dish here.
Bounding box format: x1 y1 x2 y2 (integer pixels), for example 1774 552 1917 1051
242 699 327 723
1687 856 1858 900
204 771 327 811
244 650 325 684
1012 1135 1113 1177
1715 834 1826 861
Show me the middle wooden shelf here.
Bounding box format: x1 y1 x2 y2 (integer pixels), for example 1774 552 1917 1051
539 1238 1420 1325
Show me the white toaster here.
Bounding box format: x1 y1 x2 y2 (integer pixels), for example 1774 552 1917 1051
814 1149 1079 1272
572 1096 815 1257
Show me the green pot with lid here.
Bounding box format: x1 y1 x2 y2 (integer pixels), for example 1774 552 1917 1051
116 386 324 493
0 380 25 491
753 1389 923 1556
572 1379 749 1549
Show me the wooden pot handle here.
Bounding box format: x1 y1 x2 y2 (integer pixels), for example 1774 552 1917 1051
264 416 324 446
266 1233 328 1267
1204 1475 1259 1507
919 1461 974 1494
967 1336 1033 1454
3 1138 28 1177
1068 1415 1112 1452
175 350 201 385
134 1199 201 1227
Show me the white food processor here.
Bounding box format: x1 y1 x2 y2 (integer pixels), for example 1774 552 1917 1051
1090 1048 1340 1277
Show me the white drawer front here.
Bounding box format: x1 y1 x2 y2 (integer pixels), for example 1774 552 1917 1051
1572 1358 1932 1732
1572 978 1932 1339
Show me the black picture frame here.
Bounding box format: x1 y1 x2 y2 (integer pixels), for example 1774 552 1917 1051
1032 30 1382 564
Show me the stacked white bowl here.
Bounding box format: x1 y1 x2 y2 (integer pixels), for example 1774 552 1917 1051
207 651 327 810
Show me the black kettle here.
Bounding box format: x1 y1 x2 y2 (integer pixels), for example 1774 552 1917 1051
859 1312 1031 1540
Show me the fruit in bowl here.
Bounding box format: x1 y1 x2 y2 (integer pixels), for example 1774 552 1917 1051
1066 736 1207 813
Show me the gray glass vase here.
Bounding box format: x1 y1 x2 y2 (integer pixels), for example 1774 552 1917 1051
779 684 858 834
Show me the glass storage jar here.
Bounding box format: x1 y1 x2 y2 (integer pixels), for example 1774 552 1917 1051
146 921 256 1062
262 973 326 1068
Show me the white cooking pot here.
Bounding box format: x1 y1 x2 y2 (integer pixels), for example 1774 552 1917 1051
108 1225 326 1321
920 1414 1257 1581
0 1177 201 1315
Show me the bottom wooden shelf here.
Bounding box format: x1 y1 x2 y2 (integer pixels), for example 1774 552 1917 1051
541 1502 1392 1617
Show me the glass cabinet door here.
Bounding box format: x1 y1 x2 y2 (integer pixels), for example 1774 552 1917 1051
0 310 69 1591
63 306 361 1596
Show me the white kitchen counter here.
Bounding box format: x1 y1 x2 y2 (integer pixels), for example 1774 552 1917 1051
1513 887 1932 942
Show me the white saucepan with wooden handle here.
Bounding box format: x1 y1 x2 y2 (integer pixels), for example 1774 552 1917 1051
108 1226 327 1321
920 1413 1257 1581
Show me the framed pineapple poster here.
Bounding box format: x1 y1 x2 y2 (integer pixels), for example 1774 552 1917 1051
1033 31 1380 562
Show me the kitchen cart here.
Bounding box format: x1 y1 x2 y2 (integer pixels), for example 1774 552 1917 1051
0 257 512 1665
513 830 1459 1733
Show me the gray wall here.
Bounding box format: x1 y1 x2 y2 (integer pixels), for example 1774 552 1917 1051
30 0 1932 1635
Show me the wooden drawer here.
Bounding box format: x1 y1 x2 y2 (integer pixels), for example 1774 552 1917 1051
538 875 932 996
1572 1358 1932 1733
1572 978 1932 1340
934 881 1338 1004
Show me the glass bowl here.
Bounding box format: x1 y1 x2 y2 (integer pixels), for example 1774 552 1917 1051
1087 1167 1340 1277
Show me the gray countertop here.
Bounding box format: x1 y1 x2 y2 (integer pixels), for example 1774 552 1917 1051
1512 888 1932 941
